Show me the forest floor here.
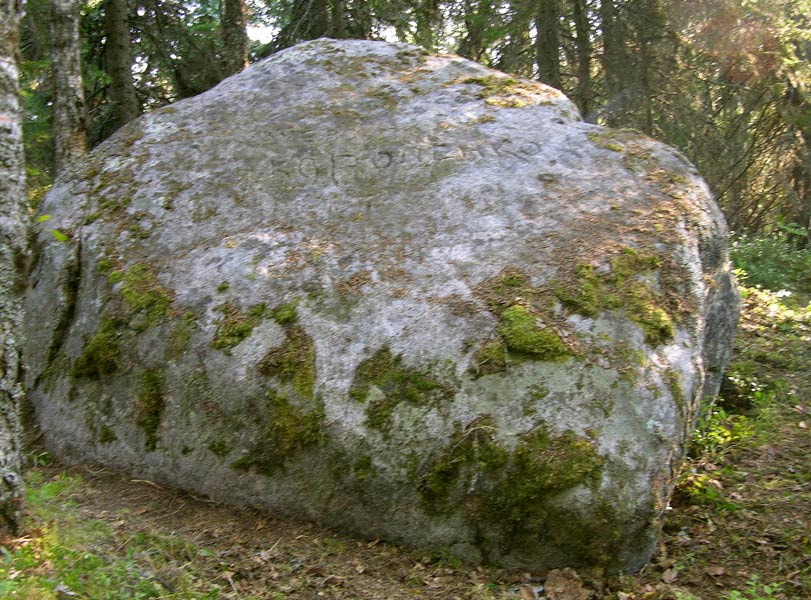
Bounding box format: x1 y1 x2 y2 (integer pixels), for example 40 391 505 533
1 284 809 600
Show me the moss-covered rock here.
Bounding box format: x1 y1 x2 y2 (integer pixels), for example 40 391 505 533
349 347 454 434
497 305 572 358
137 368 166 451
71 318 121 380
230 392 324 475
210 302 265 352
257 324 315 399
24 38 738 574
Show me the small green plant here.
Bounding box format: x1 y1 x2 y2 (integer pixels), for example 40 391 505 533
691 403 756 458
723 574 783 600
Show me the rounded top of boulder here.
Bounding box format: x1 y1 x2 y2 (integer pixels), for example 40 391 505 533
49 38 721 322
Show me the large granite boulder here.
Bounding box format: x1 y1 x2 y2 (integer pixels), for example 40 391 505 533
24 38 738 572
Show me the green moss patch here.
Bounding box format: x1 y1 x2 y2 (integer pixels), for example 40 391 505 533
491 427 604 528
71 318 121 380
555 248 675 345
471 340 507 377
417 419 604 538
137 369 165 451
270 300 300 325
230 392 324 475
98 425 116 444
207 439 231 457
211 302 266 353
166 311 197 360
587 130 626 152
110 262 173 326
475 270 573 363
349 348 454 434
257 325 315 399
497 305 572 359
419 417 507 511
460 75 548 108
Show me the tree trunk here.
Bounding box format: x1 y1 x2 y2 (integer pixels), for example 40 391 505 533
104 0 139 131
415 0 440 51
330 0 348 38
457 0 486 60
534 0 560 89
221 0 248 76
0 0 27 535
49 0 86 173
572 0 593 118
599 0 628 126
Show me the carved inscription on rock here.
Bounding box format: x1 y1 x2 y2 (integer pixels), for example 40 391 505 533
265 136 544 196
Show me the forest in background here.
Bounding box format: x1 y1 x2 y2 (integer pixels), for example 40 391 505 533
19 0 811 259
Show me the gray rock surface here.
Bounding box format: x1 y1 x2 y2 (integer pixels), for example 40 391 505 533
23 38 738 572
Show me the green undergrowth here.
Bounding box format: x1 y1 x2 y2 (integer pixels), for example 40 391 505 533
1 469 220 599
730 233 811 303
667 280 811 597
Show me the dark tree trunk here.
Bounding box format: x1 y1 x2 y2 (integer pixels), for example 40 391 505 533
0 0 27 536
331 0 348 38
415 0 440 51
104 0 139 131
458 0 493 61
599 0 628 126
535 0 561 89
221 0 248 76
573 0 593 118
49 0 86 173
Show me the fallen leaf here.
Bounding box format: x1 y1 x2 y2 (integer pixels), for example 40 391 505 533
799 421 807 430
661 568 678 584
545 568 591 600
705 566 725 577
519 585 536 600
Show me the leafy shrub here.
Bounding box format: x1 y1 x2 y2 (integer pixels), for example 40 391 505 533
730 234 811 301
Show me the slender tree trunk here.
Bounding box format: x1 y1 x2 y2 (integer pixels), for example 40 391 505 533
0 0 27 536
572 0 593 118
48 0 86 173
221 0 248 76
599 0 627 126
104 0 138 131
330 0 348 38
415 0 440 51
534 0 560 89
458 0 491 61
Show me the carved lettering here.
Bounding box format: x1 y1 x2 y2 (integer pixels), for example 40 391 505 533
373 151 393 169
332 152 358 184
263 136 544 188
297 156 318 178
518 141 542 155
433 143 461 162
